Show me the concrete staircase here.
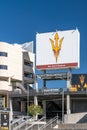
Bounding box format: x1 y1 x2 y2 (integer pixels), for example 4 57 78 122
11 113 87 130
11 116 46 130
23 122 87 130
56 123 87 130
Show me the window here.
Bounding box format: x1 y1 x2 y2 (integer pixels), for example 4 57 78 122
28 62 33 67
24 73 33 78
24 60 33 67
0 52 8 57
0 65 7 70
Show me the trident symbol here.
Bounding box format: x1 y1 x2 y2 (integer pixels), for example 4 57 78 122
49 33 64 62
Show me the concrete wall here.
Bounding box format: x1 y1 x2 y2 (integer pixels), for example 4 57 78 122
64 112 87 124
71 99 87 113
0 42 23 81
8 44 23 81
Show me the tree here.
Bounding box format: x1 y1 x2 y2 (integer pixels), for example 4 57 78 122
28 104 42 118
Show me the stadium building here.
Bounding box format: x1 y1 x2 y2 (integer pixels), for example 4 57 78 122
1 29 87 124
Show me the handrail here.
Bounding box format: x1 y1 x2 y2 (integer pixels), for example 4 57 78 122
13 121 26 130
25 116 46 130
46 116 57 127
39 116 58 130
12 117 33 130
11 116 24 125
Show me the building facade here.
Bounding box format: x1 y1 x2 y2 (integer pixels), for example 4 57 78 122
0 42 35 117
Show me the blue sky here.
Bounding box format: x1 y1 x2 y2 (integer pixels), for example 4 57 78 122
0 0 87 89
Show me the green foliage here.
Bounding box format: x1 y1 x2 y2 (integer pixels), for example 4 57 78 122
28 104 42 116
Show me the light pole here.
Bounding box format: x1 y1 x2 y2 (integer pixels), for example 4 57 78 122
62 89 64 123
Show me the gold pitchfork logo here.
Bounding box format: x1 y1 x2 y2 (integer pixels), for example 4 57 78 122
49 33 64 62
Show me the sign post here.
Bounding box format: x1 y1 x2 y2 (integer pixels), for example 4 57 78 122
0 110 10 130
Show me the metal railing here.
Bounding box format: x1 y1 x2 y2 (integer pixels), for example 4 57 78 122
11 116 33 130
39 116 58 130
11 116 25 129
25 116 46 130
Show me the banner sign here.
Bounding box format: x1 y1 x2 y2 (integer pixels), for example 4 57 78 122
36 29 80 70
71 74 87 91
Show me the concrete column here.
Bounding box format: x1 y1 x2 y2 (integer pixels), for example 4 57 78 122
43 70 47 90
21 101 26 113
67 80 71 90
67 70 72 90
42 100 46 117
7 92 10 108
34 81 38 106
66 94 71 114
34 96 38 106
34 81 38 93
10 98 13 121
62 90 64 123
43 79 46 90
34 81 38 120
8 77 11 86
